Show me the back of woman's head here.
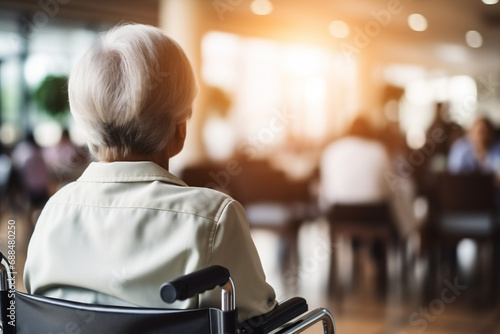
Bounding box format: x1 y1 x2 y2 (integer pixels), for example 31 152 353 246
69 24 197 161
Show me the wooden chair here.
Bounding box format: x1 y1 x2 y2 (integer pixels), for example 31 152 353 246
230 161 316 276
178 162 230 194
326 202 398 298
179 160 316 278
424 172 499 306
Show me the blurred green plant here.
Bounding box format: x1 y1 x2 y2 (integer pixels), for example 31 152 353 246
33 75 69 120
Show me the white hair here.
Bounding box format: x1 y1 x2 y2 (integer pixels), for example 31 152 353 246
68 24 197 161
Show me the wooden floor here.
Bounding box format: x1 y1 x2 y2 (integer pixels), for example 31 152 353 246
252 222 500 334
2 206 499 334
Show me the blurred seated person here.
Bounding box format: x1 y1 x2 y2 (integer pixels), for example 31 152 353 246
448 116 500 174
320 116 417 286
320 117 391 208
43 129 89 191
0 143 12 201
11 132 50 211
422 102 464 173
24 24 276 322
319 117 418 233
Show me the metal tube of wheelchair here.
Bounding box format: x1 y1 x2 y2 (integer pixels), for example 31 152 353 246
0 262 7 334
278 308 336 334
0 264 7 291
220 277 235 312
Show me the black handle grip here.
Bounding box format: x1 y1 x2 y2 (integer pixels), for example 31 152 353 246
160 265 230 303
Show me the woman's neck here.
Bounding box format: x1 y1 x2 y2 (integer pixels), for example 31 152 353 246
105 151 169 170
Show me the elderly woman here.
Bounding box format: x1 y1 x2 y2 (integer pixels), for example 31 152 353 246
23 24 276 322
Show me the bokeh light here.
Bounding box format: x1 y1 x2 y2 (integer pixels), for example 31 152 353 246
408 13 428 32
0 123 21 147
33 121 62 147
251 0 273 16
406 128 427 149
465 30 483 48
328 20 350 38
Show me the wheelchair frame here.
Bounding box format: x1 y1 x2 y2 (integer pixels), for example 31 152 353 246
1 252 335 333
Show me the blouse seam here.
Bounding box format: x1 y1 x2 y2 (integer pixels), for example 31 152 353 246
206 198 235 267
46 201 220 223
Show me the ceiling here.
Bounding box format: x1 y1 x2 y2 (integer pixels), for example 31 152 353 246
0 0 499 76
0 0 159 30
210 0 500 76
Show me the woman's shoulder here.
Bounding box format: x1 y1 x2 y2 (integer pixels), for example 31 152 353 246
180 185 239 215
43 175 243 224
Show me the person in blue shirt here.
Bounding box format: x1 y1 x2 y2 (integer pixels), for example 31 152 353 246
448 117 500 174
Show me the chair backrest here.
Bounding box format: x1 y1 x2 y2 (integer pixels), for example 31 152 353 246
435 173 496 213
328 202 394 225
0 261 236 334
179 162 228 191
1 257 333 334
14 291 218 334
231 162 310 206
429 173 498 237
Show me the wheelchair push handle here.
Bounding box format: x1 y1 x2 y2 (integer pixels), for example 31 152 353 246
160 265 230 303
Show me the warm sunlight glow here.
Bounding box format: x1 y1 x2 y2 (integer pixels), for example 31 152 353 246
304 77 327 141
202 31 357 153
283 46 328 76
482 0 499 4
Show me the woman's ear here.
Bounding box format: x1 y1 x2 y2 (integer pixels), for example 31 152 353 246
177 121 187 141
166 120 187 159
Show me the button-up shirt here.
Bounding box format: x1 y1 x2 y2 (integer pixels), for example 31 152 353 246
24 161 276 321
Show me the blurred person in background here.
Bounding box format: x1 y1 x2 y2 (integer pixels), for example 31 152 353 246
11 132 50 221
23 23 276 322
320 117 391 208
412 102 464 198
420 103 464 173
0 143 12 204
43 129 90 191
448 116 500 174
320 116 417 290
427 103 464 160
320 117 392 289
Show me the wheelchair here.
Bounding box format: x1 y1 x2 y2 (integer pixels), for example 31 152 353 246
1 253 335 333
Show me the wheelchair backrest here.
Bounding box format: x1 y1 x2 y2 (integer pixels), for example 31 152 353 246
11 291 224 334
